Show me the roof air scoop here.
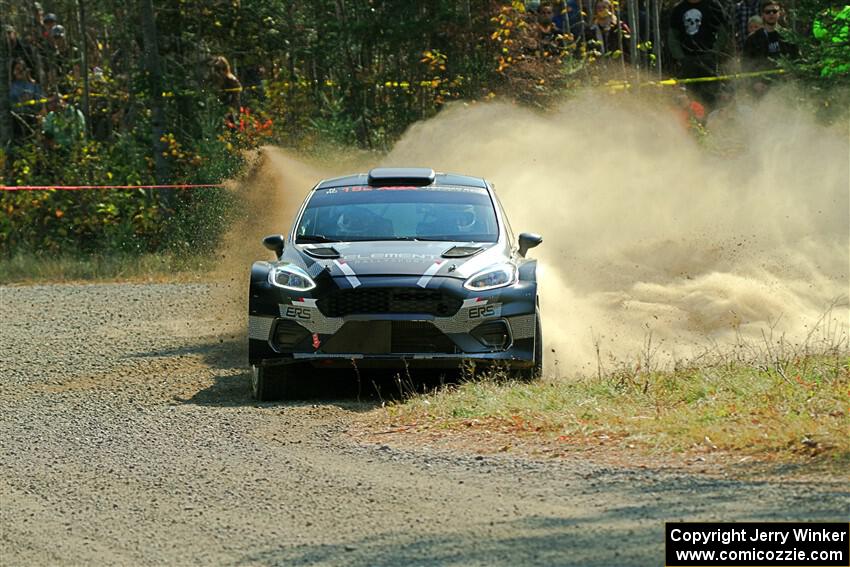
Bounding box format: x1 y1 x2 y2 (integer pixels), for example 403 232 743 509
368 167 436 187
442 245 484 258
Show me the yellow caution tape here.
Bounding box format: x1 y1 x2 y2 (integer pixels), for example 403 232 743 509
605 68 787 92
11 67 788 109
10 92 73 109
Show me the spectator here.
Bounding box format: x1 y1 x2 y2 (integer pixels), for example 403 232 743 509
45 24 79 93
667 0 729 105
30 2 44 36
734 0 761 53
525 0 542 13
747 15 764 37
26 3 44 43
42 94 86 148
25 3 47 84
586 0 631 61
551 0 567 33
210 55 242 113
743 1 798 70
5 25 35 71
240 64 267 106
565 0 585 39
41 12 57 41
9 58 44 107
535 3 561 56
9 58 44 139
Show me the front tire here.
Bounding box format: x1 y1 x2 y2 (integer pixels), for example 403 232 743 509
531 312 543 379
514 310 543 382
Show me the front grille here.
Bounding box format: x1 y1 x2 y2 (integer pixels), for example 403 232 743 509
391 321 457 353
320 321 457 354
317 287 462 317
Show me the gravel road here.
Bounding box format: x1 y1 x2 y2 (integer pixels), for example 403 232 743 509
1 283 847 566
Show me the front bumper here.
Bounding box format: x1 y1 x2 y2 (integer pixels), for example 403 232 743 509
248 275 537 369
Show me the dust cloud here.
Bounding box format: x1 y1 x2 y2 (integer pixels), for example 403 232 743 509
213 146 375 326
228 87 850 376
211 149 331 327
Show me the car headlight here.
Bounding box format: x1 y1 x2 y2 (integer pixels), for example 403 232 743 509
463 263 517 291
268 265 317 291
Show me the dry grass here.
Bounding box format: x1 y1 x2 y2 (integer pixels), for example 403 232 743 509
383 307 850 466
0 253 214 285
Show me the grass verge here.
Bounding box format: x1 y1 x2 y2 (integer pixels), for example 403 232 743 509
378 322 849 468
0 252 215 285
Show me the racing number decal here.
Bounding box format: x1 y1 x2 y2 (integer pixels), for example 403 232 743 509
283 305 312 320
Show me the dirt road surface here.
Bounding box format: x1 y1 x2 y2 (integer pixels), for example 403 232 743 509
1 283 847 566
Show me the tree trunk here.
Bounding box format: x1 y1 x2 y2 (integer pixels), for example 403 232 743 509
652 0 663 77
77 0 91 138
140 0 172 204
0 16 11 152
628 0 640 69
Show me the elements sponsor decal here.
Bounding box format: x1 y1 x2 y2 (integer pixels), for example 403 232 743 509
341 252 439 264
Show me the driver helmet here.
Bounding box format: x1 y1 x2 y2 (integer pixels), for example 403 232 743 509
446 204 477 231
336 207 372 236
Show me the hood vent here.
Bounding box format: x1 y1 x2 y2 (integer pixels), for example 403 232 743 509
442 245 483 258
303 246 340 259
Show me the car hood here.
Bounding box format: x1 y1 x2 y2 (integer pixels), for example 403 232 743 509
292 240 507 279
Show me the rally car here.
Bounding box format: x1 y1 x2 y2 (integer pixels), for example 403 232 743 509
248 167 543 400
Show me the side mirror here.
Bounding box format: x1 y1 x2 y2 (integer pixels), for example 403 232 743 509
262 234 285 258
518 232 543 257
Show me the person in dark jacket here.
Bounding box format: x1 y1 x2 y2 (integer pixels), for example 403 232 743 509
5 26 33 65
735 0 761 52
535 2 562 56
586 0 632 61
211 55 242 111
9 57 45 139
667 0 729 105
743 0 798 67
743 0 798 94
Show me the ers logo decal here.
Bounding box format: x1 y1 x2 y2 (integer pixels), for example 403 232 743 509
283 306 312 320
469 305 497 319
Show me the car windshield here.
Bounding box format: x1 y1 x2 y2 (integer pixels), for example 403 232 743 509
295 185 499 243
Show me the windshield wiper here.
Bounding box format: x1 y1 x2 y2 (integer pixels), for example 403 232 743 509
352 236 420 241
296 234 340 243
348 236 458 242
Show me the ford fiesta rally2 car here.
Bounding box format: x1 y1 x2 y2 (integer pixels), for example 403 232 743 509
248 168 543 400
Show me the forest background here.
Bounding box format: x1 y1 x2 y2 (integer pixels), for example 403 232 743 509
0 0 847 263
